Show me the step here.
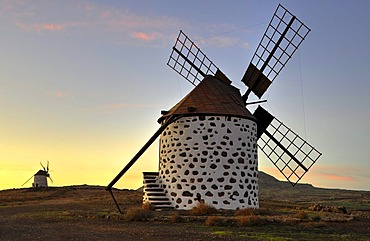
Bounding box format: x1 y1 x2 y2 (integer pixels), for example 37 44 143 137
149 201 172 206
148 197 171 201
143 179 158 184
142 171 173 210
143 189 167 195
145 184 160 188
145 192 167 197
143 188 165 193
143 172 159 176
144 176 158 180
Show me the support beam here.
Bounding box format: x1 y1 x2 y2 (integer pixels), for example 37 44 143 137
105 115 183 213
106 115 183 191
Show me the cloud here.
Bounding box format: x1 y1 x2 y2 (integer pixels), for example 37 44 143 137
0 0 14 14
260 163 355 183
99 8 182 31
131 31 160 41
301 164 370 189
96 7 183 47
15 21 72 32
36 23 65 31
45 91 65 98
242 42 250 49
321 174 354 182
6 1 247 48
52 91 64 97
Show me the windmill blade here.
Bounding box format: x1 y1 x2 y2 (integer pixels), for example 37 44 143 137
253 106 321 186
48 175 53 183
21 175 34 187
167 30 231 86
47 160 49 172
242 4 311 99
40 161 46 171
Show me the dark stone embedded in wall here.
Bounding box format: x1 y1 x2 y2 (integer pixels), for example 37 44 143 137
205 191 213 197
183 191 193 197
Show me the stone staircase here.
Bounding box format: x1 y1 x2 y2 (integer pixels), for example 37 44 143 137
142 172 173 210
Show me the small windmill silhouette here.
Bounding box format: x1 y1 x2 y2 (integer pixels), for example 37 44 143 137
22 161 53 188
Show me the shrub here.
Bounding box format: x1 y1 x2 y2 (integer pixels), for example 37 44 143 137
124 207 151 221
295 211 308 220
190 202 218 216
236 215 266 226
235 208 257 216
205 216 232 226
142 202 155 211
235 208 271 216
311 215 321 222
170 212 183 223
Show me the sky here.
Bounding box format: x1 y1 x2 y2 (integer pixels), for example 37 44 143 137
1 0 370 191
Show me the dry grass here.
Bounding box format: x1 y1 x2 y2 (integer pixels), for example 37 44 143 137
235 207 272 216
169 212 183 223
142 201 155 211
205 216 232 226
189 202 218 216
236 215 266 226
295 210 309 220
311 215 322 222
124 206 151 221
235 208 256 216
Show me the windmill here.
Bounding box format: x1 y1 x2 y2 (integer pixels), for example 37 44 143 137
107 4 321 211
22 161 53 188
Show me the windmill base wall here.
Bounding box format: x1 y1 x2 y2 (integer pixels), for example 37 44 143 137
33 175 48 188
158 115 258 210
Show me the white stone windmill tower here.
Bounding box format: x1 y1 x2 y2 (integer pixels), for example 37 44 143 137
107 4 321 212
22 161 53 188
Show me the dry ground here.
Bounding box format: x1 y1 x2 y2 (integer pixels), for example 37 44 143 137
1 182 370 240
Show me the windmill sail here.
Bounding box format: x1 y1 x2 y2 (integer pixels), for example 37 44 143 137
253 106 321 186
242 4 311 99
167 30 231 86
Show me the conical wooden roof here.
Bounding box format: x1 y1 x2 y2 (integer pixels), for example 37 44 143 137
35 170 49 176
161 75 255 120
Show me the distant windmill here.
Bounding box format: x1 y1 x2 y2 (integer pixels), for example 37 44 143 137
22 161 53 188
107 4 321 211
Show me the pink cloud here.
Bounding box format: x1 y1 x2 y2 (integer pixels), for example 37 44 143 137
322 174 354 182
53 91 64 97
100 8 180 30
131 32 159 41
15 21 75 32
36 23 65 31
45 91 64 98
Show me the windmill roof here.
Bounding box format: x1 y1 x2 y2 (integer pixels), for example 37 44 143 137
35 170 49 176
160 75 255 121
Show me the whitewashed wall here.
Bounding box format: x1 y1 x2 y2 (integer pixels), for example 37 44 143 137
159 115 259 210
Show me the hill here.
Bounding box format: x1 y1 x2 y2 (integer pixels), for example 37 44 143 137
259 171 370 208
